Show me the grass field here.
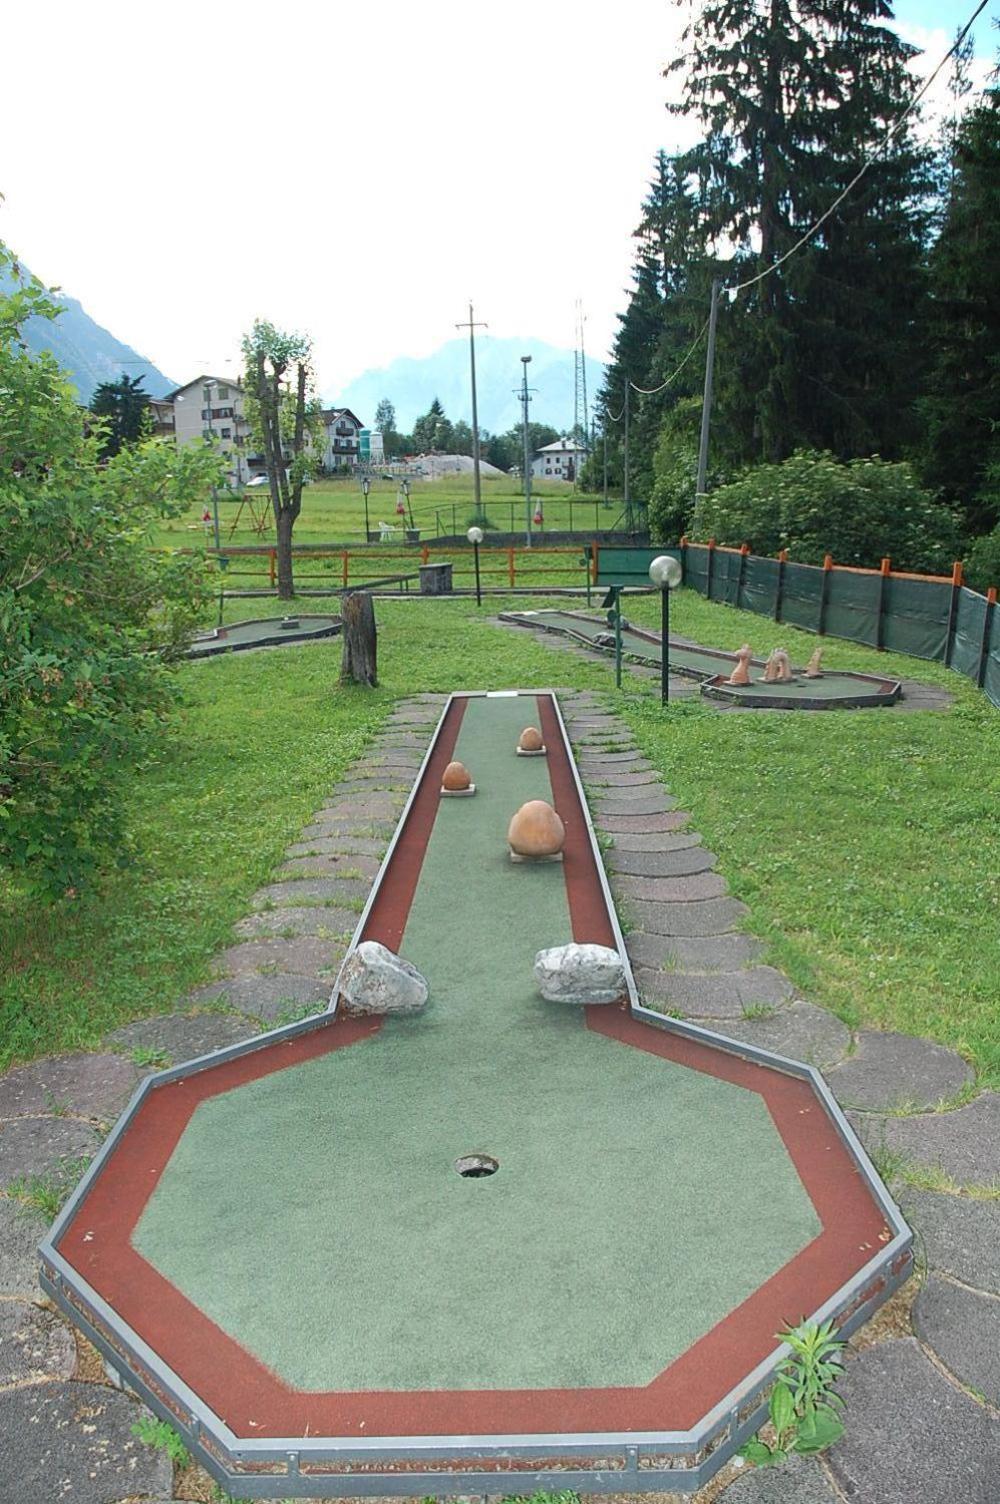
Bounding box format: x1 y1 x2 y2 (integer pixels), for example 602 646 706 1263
2 590 997 1088
154 473 624 551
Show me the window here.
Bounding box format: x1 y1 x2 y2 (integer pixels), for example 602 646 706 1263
221 427 232 439
213 407 234 419
201 409 211 421
217 385 229 399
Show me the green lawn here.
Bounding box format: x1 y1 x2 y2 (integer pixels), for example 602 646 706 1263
2 590 997 1089
153 474 622 551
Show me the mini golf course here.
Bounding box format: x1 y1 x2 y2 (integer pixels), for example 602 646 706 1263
187 613 342 656
41 692 911 1497
501 609 902 708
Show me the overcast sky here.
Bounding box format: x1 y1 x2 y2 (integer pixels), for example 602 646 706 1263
1 1 996 395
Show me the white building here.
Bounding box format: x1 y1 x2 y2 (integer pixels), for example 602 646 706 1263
531 437 587 482
164 375 254 486
321 408 364 470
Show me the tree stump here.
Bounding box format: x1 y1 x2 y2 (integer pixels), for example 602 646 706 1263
340 591 378 686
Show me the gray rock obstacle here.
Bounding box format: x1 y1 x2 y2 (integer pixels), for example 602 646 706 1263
913 1274 1000 1404
337 941 429 1014
0 1382 173 1504
898 1188 1000 1294
827 1336 1000 1503
534 943 626 1005
826 1031 973 1112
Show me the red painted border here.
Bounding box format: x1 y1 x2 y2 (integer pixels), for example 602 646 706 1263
55 694 890 1441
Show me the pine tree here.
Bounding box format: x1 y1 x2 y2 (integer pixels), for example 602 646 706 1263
668 0 933 466
919 79 1000 537
90 373 150 457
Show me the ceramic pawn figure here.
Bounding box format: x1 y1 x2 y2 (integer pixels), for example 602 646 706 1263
727 644 753 686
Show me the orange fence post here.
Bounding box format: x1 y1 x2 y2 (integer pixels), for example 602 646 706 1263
508 547 516 587
736 542 750 606
944 559 964 665
591 539 599 585
421 545 430 565
876 556 892 650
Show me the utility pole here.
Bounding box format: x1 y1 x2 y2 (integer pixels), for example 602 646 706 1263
696 278 722 500
520 356 533 548
456 302 487 524
623 382 631 531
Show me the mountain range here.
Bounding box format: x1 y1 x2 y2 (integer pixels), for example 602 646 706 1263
333 336 605 435
1 259 174 402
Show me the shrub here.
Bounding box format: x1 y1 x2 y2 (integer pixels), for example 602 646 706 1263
0 247 222 895
690 450 961 573
964 524 1000 593
648 397 704 544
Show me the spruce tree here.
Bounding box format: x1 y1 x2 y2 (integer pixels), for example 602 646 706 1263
668 0 932 466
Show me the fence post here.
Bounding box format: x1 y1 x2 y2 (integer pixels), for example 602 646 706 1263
421 545 430 565
818 554 833 636
944 560 964 666
876 557 892 650
737 543 749 608
591 539 599 586
342 550 349 587
774 549 788 622
508 546 516 587
706 538 717 601
679 535 688 585
977 587 997 688
269 549 276 588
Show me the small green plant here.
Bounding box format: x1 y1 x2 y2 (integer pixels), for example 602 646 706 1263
131 1415 191 1469
8 1155 93 1222
740 1319 846 1466
131 1046 171 1069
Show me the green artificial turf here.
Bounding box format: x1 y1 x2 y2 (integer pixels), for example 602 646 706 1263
134 695 819 1393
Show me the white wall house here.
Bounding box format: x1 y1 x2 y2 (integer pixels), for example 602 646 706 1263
165 375 254 486
531 437 587 481
321 408 364 470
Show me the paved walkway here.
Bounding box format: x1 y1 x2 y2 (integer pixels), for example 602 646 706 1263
1 691 996 1504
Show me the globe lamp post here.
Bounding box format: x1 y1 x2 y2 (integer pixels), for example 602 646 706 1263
467 525 484 606
649 554 683 704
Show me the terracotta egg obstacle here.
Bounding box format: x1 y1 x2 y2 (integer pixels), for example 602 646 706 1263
440 760 476 797
508 799 565 863
516 725 546 757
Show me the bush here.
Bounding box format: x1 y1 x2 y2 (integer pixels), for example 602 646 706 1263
648 397 704 545
0 248 222 895
690 450 961 573
964 525 1000 593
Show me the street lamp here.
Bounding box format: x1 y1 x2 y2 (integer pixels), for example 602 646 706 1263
361 475 371 542
467 525 484 606
648 554 683 704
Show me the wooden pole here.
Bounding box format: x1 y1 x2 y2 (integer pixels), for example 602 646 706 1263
977 587 997 688
876 557 892 650
944 560 964 666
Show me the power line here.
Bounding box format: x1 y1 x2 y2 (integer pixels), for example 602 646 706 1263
603 315 711 424
729 0 990 297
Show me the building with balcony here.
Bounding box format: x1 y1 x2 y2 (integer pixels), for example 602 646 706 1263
531 437 587 482
321 407 364 470
164 374 254 486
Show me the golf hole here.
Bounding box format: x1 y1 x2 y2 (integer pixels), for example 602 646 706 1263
455 1153 499 1179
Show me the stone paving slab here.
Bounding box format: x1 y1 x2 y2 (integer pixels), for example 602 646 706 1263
597 794 680 818
576 750 650 767
0 1054 143 1123
635 966 793 1018
601 810 692 834
0 1200 49 1297
605 830 699 852
625 930 762 972
827 1336 1000 1504
584 770 661 787
235 905 360 939
826 1031 973 1112
214 936 346 978
285 836 388 859
606 846 717 878
251 877 369 907
319 796 405 821
914 1274 1000 1403
106 1012 253 1066
278 853 382 881
187 975 329 1020
622 895 750 936
719 1454 840 1502
0 1118 101 1189
0 1381 173 1504
715 1001 852 1070
898 1188 1000 1294
0 1300 76 1386
614 871 730 903
850 1092 1000 1187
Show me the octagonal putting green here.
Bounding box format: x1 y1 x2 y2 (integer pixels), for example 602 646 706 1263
43 691 911 1497
187 613 341 656
501 610 902 708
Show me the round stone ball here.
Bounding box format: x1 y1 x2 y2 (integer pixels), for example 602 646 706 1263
508 800 566 858
442 760 472 791
518 725 544 752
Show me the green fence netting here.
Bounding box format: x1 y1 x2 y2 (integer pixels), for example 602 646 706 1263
593 545 999 710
